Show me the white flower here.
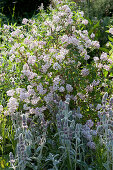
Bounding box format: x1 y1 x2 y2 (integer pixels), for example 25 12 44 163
92 41 100 49
90 33 95 38
106 42 110 47
86 120 94 128
20 34 24 38
100 52 108 61
84 54 90 60
44 92 53 104
38 3 44 10
79 11 84 17
53 15 60 23
31 97 40 105
81 68 89 76
53 62 61 70
23 104 30 110
103 65 110 71
22 18 28 24
59 86 65 92
7 97 19 113
66 84 73 92
37 83 47 95
28 55 36 65
97 63 103 69
7 89 15 96
93 57 99 62
96 104 102 110
82 19 88 25
77 93 85 100
20 46 25 52
109 28 113 35
0 105 3 112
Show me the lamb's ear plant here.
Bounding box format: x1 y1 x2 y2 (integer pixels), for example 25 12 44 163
47 98 97 170
9 112 48 170
97 92 113 170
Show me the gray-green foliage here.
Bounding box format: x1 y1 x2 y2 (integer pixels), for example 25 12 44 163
9 112 47 170
97 93 113 170
47 98 97 169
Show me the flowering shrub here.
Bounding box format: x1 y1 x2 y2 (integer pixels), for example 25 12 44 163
0 0 113 169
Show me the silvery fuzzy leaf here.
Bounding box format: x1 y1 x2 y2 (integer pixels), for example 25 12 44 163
65 98 70 104
70 148 76 156
102 92 108 102
108 129 112 135
54 132 59 137
70 120 75 128
62 110 66 116
27 162 38 170
76 137 81 143
36 146 42 153
77 160 88 168
18 159 26 166
97 125 105 133
106 145 112 153
109 97 113 106
15 127 22 137
103 162 110 170
59 146 66 150
109 109 113 116
76 123 82 131
77 107 80 114
77 143 84 149
26 145 31 156
67 111 72 118
76 113 83 119
26 157 32 161
46 153 59 162
53 159 59 165
91 130 97 136
25 130 33 140
59 100 63 108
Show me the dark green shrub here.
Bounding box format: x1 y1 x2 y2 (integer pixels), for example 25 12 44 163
74 0 113 19
0 0 50 24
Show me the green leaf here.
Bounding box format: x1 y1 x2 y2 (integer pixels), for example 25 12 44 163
108 36 113 42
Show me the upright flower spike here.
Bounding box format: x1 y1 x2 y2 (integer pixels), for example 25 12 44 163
21 114 28 130
102 92 108 105
9 152 15 167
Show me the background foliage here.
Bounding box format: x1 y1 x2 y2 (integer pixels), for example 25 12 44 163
0 0 50 24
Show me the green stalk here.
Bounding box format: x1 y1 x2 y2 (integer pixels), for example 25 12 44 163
67 146 72 170
75 139 77 170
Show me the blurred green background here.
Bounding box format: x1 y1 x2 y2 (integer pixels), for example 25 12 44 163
0 0 50 24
